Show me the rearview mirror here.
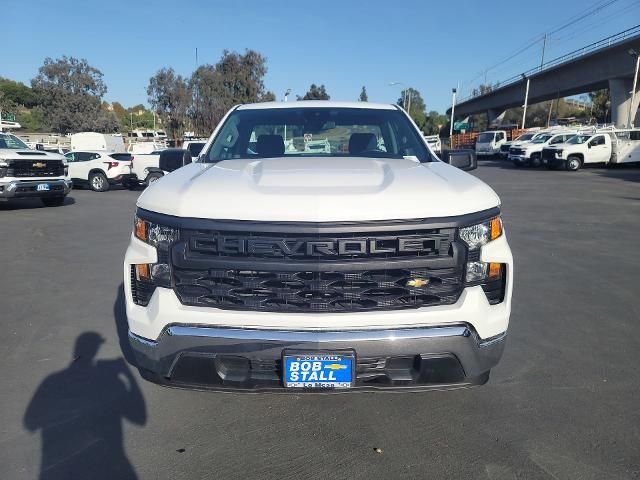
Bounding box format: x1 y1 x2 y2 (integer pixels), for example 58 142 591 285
441 149 477 171
159 149 192 172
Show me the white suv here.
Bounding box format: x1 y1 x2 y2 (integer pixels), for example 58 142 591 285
64 150 135 191
124 101 514 392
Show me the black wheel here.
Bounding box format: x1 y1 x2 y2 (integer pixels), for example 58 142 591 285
41 196 66 207
512 159 524 167
145 172 163 186
89 172 109 192
566 156 581 171
529 153 542 168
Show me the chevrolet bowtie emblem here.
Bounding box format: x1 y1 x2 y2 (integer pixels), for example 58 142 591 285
325 364 347 370
33 162 46 168
406 278 430 288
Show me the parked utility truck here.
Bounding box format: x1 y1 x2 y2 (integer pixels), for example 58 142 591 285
543 129 640 171
509 130 577 167
475 130 507 158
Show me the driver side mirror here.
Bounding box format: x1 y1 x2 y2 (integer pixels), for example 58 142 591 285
441 149 477 171
587 143 592 149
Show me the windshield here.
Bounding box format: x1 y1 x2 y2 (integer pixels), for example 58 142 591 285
477 133 495 143
515 133 535 141
0 133 29 150
203 107 433 162
531 134 552 144
566 134 592 144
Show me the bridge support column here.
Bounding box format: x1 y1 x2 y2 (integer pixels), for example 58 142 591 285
487 109 506 126
609 78 640 127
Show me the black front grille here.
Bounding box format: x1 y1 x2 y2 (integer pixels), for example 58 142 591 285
170 226 466 312
7 160 64 178
509 148 524 156
500 144 511 152
173 266 464 312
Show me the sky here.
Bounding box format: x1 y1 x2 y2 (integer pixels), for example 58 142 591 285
3 0 639 113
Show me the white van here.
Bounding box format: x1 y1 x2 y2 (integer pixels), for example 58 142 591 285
70 132 125 153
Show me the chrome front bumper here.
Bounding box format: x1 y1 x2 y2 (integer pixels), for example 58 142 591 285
0 179 72 198
129 324 506 392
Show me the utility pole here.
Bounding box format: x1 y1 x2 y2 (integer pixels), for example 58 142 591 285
449 88 457 148
540 34 547 71
627 49 639 128
407 89 412 116
521 74 530 129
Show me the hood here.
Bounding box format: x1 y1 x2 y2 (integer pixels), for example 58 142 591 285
137 157 500 222
0 149 65 162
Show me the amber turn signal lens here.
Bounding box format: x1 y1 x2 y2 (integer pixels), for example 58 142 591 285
488 262 503 280
490 217 503 241
135 264 150 281
134 217 147 241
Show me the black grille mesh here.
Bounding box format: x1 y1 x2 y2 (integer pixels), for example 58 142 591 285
7 160 64 178
173 266 464 312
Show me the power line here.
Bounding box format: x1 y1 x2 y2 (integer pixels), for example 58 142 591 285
462 0 625 94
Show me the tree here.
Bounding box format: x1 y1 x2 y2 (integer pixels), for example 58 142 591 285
0 77 39 108
31 56 111 134
423 110 447 135
299 84 330 100
589 89 610 123
397 88 427 129
147 68 191 139
359 86 368 102
190 65 230 136
189 49 273 135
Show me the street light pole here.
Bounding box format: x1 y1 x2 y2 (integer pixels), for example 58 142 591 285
521 74 530 129
389 82 406 109
283 89 291 141
627 49 639 128
449 88 457 147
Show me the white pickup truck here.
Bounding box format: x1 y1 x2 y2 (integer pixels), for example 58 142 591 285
509 131 576 167
124 101 514 392
0 132 72 206
542 129 640 171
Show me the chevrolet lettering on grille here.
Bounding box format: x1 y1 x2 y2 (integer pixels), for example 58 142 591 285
189 235 445 257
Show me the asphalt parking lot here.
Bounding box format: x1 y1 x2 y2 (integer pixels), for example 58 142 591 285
1 161 639 480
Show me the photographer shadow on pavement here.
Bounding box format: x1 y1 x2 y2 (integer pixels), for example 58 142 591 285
23 332 147 480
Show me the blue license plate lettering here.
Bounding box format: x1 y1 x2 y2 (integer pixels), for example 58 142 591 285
284 354 353 389
37 184 50 191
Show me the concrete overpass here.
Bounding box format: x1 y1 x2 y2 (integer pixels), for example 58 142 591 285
449 26 640 127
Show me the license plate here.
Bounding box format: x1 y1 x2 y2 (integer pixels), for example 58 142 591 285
283 352 355 389
37 184 50 191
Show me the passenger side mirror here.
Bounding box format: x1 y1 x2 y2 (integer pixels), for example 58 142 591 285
587 143 592 149
441 149 477 171
159 149 192 172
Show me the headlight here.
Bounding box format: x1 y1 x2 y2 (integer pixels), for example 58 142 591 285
555 149 563 157
134 216 179 249
459 216 502 249
460 217 506 303
131 215 179 304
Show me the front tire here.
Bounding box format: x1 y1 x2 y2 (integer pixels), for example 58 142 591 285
566 156 581 171
529 153 542 168
89 172 109 192
41 196 66 207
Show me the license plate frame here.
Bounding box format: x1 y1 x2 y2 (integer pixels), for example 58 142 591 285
282 350 356 389
37 183 50 192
